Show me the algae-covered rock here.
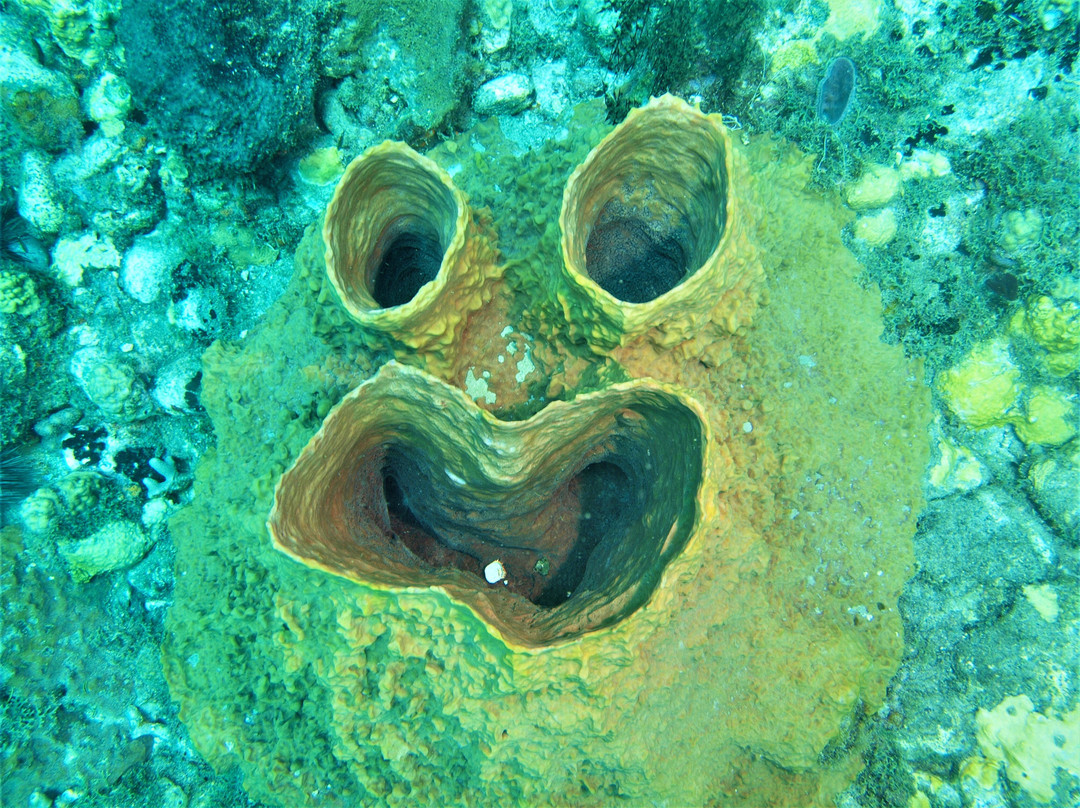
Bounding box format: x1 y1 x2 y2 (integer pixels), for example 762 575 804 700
51 230 120 287
0 22 82 149
70 347 153 422
84 69 131 137
116 0 317 177
318 0 468 141
0 268 42 316
14 0 119 67
59 519 154 582
1027 441 1080 536
937 338 1022 429
975 694 1080 804
18 150 65 234
19 487 60 534
165 97 931 807
1013 292 1080 376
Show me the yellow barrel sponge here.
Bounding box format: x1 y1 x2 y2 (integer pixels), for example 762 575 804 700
164 97 931 808
323 141 502 372
559 95 762 348
937 339 1022 428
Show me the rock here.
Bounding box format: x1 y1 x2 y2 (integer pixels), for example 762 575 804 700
52 231 121 287
18 151 65 233
121 226 184 304
70 347 154 422
533 61 569 119
84 71 132 137
845 164 901 210
1027 443 1080 537
117 0 318 178
0 26 81 149
853 208 898 246
167 285 225 336
474 73 534 117
59 520 155 582
152 355 203 414
478 0 512 53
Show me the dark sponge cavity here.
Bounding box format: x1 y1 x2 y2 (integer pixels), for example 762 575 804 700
117 0 318 178
585 212 689 304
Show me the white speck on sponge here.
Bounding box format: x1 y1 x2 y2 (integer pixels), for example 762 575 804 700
484 559 507 584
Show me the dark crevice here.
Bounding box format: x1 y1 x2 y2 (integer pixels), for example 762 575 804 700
585 206 690 303
371 227 444 308
381 451 646 610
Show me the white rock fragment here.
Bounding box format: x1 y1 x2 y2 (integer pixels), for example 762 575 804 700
142 497 170 528
475 73 534 117
86 71 132 137
484 559 507 584
52 231 121 287
121 226 185 303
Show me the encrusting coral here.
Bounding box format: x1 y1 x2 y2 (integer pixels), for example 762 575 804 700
164 96 931 807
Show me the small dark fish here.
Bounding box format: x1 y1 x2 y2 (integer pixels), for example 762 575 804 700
817 57 857 125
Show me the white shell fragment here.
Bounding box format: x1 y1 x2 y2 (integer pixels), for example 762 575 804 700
484 559 507 584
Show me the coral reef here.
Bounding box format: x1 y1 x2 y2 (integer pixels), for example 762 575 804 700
164 96 929 806
316 0 469 147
